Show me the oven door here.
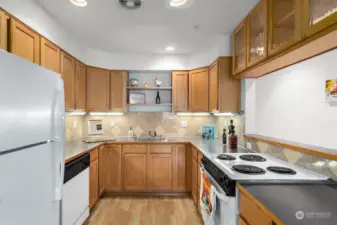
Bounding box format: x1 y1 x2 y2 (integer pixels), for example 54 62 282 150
200 167 238 225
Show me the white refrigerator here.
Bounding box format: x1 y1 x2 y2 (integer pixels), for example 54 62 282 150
0 50 65 225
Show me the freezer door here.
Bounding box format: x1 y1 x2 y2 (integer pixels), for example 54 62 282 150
0 50 64 152
0 142 63 225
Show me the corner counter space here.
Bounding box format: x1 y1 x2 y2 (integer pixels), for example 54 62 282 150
237 183 337 225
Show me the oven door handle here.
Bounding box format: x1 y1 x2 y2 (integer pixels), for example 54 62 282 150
200 167 229 203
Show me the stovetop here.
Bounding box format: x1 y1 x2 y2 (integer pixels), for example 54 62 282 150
212 153 328 181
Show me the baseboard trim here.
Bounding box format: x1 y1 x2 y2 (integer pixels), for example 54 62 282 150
102 191 191 197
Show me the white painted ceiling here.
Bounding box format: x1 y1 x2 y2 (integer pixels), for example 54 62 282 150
36 0 259 54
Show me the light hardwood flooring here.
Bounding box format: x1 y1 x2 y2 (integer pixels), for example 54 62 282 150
84 196 203 225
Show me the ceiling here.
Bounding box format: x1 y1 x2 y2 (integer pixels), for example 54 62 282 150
36 0 259 54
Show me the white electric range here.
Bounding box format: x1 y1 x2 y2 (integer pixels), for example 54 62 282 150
200 153 329 225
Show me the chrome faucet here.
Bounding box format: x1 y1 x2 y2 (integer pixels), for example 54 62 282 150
148 129 157 137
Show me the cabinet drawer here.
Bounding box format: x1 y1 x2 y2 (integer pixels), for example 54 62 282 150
90 148 98 162
148 144 172 154
240 193 272 225
197 151 203 164
192 147 198 160
122 144 147 154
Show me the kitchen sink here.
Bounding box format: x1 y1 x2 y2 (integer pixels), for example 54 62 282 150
135 136 166 141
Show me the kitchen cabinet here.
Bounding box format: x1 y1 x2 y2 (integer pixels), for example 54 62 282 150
209 62 219 112
147 152 173 190
61 51 76 111
303 0 337 37
86 67 110 111
247 0 268 67
110 70 127 112
89 149 99 209
172 71 189 112
75 60 87 110
9 18 40 64
267 0 302 56
189 68 209 112
172 145 187 191
0 9 8 51
100 144 122 192
239 217 248 225
98 146 104 196
191 154 198 205
232 20 247 75
40 37 60 73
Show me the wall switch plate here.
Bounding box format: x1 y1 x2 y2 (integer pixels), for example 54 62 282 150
110 120 115 128
73 120 77 128
180 120 187 128
246 142 252 150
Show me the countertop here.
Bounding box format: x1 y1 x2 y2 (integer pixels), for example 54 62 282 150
65 136 251 163
240 183 337 225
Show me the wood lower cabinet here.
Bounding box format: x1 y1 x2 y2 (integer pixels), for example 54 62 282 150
189 68 209 112
89 149 99 208
75 60 87 110
123 152 147 191
40 37 60 73
191 155 198 204
61 51 76 111
147 153 173 191
110 70 127 111
86 67 110 111
172 145 187 191
99 144 122 192
9 18 40 64
239 217 248 225
0 10 8 51
172 71 189 112
98 146 104 196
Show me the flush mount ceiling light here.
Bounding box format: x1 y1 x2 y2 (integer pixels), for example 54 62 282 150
166 46 175 52
169 0 188 7
119 0 141 9
70 0 87 7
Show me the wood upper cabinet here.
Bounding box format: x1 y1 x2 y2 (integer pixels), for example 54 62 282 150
75 60 87 110
10 18 40 64
172 145 187 191
87 67 110 111
303 0 337 37
61 51 76 111
267 0 302 56
100 144 122 192
209 61 219 112
0 9 8 51
40 37 60 73
247 0 268 67
232 20 247 75
189 68 209 112
89 157 99 208
172 71 189 112
123 149 147 191
110 70 127 111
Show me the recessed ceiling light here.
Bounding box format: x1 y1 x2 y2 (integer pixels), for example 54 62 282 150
70 0 87 7
166 46 175 52
169 0 188 7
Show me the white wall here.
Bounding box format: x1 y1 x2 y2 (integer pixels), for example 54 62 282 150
252 49 337 150
0 0 86 62
245 79 256 134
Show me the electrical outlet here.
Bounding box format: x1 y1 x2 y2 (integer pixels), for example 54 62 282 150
180 120 187 128
246 142 252 150
110 120 115 128
73 120 77 128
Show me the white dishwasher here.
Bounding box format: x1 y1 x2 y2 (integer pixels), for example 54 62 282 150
63 153 90 225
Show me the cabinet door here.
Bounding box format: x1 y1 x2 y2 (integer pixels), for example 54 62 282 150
87 67 110 111
0 10 8 51
209 60 218 112
189 68 209 112
191 157 198 205
98 147 104 196
239 217 248 225
61 51 76 111
75 60 87 110
40 37 60 73
123 153 147 191
172 71 189 112
10 19 40 64
303 0 337 37
110 70 127 111
173 145 187 191
232 20 247 75
268 0 302 56
148 153 173 190
89 159 99 208
247 0 268 67
100 145 122 192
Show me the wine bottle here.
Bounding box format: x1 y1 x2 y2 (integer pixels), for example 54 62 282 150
156 91 161 104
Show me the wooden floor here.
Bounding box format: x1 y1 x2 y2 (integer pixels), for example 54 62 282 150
84 196 203 225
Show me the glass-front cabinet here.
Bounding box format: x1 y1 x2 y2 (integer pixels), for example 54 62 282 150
268 0 302 56
232 20 247 75
247 0 268 67
303 0 337 37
